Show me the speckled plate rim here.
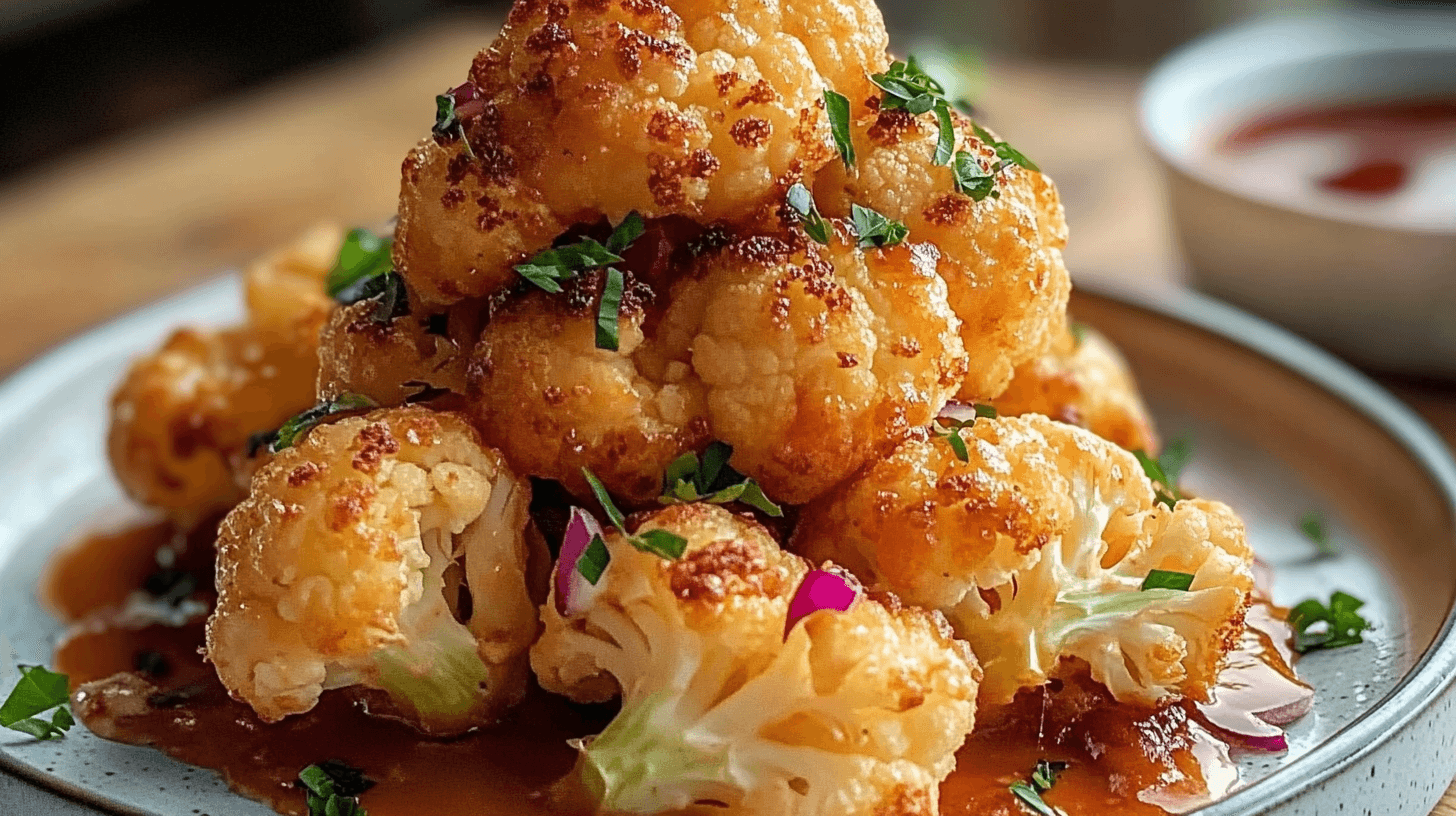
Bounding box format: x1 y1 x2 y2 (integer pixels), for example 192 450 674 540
1 275 1455 815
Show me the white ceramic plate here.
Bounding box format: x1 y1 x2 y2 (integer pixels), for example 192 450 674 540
1 278 1454 815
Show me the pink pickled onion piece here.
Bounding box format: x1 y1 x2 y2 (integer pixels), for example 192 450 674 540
556 508 606 617
1258 690 1314 726
937 402 979 425
1235 732 1288 753
1251 556 1275 596
449 81 481 103
784 569 859 639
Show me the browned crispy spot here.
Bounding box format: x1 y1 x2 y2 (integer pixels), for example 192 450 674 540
351 423 401 474
667 538 776 602
287 462 324 488
326 480 377 531
713 71 740 96
543 385 566 406
440 188 467 209
648 109 696 144
729 116 772 149
893 338 922 358
837 351 860 368
923 193 974 226
868 108 918 146
872 784 934 816
525 21 573 54
734 79 778 108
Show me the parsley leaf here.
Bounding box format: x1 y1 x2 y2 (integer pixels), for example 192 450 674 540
850 203 908 248
595 268 625 351
1141 569 1195 592
578 535 611 585
1010 758 1068 816
1030 759 1067 791
952 151 999 201
1298 511 1339 557
823 89 855 169
299 762 372 816
582 468 689 560
870 57 958 166
1 665 73 741
971 121 1040 172
252 394 377 455
1289 591 1372 653
658 441 784 517
515 212 643 293
934 405 997 461
1132 440 1192 509
1069 321 1090 347
326 228 394 301
932 104 956 166
786 183 831 245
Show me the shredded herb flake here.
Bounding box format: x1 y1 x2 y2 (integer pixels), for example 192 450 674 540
1069 321 1090 346
595 267 625 351
786 183 831 245
326 228 394 302
252 393 377 455
515 212 643 293
658 441 784 517
972 121 1040 172
1 665 73 741
870 57 958 165
1141 569 1195 592
952 151 998 200
578 535 611 585
582 468 689 560
1009 759 1068 816
932 104 956 166
823 89 855 169
299 761 373 816
1289 591 1372 653
1298 511 1338 557
1132 440 1192 509
850 203 908 248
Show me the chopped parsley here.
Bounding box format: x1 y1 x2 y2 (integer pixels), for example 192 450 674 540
935 404 997 461
1068 321 1090 347
299 761 373 816
1289 591 1372 653
823 89 855 169
972 121 1040 172
870 56 955 166
1132 439 1192 509
850 203 908 248
514 212 644 294
326 228 394 301
250 393 377 455
577 535 612 585
1298 511 1339 557
1141 569 1195 592
659 441 784 517
595 268 626 352
433 86 477 159
786 183 831 245
1010 759 1068 816
582 468 688 560
952 151 998 201
1 665 73 741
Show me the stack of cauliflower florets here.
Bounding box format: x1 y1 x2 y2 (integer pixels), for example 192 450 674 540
103 0 1256 812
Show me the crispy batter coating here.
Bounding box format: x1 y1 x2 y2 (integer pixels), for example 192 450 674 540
532 503 978 815
468 230 964 505
994 323 1159 452
107 225 340 524
814 108 1070 401
207 407 543 735
795 415 1253 707
316 299 483 405
396 0 890 306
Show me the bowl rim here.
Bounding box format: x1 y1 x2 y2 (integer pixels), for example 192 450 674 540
2 277 1456 815
1137 8 1456 236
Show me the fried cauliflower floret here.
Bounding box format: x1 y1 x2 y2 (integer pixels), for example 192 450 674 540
206 407 544 735
108 225 341 523
469 231 964 506
657 230 965 504
532 503 978 815
796 414 1253 708
994 323 1159 452
814 108 1070 401
316 299 482 405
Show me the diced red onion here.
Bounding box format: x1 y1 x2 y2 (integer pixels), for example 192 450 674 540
449 82 481 104
1234 732 1288 753
937 402 980 425
449 82 486 121
556 508 606 617
1258 692 1314 726
784 569 859 639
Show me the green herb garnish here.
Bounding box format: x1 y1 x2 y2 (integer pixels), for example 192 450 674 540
934 405 997 461
326 228 394 301
952 151 998 201
515 212 643 294
870 57 956 166
1069 321 1090 347
1298 511 1338 557
432 90 476 158
1141 569 1195 592
823 89 855 169
252 393 377 455
972 121 1040 172
1132 439 1192 509
1289 591 1372 653
850 203 908 248
786 183 831 245
595 268 626 352
582 468 689 560
1 665 73 741
578 535 612 585
299 761 373 816
1010 759 1068 816
659 441 783 517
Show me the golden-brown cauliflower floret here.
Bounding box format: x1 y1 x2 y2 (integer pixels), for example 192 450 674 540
315 299 483 405
108 225 340 523
532 503 978 815
796 414 1252 708
994 323 1159 452
468 230 965 506
814 108 1070 401
206 407 545 735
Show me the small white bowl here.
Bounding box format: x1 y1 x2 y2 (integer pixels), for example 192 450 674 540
1140 8 1456 377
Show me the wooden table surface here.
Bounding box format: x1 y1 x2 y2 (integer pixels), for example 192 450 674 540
1 10 1454 813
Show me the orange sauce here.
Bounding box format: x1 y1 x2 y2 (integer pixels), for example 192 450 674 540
46 522 1298 816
